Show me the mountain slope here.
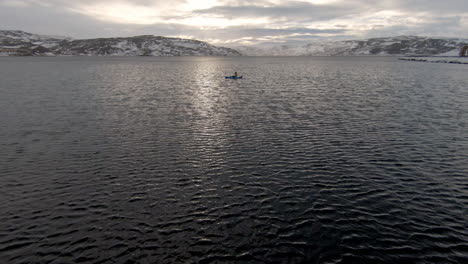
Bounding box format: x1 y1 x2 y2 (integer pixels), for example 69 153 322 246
238 36 468 56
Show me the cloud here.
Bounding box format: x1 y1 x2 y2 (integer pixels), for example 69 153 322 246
0 0 466 46
194 2 361 22
1 0 30 7
365 0 468 13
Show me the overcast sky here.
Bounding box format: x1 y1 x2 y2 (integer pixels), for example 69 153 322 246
1 0 467 46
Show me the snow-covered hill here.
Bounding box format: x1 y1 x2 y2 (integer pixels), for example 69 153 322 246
237 36 468 56
1 31 467 57
0 30 240 56
0 30 70 55
53 35 241 56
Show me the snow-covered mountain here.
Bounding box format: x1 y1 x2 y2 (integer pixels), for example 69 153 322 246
1 31 467 57
0 30 70 55
0 30 240 56
0 30 70 47
237 36 468 56
53 35 241 56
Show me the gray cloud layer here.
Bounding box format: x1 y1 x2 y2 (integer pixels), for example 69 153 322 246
194 2 361 22
1 0 466 46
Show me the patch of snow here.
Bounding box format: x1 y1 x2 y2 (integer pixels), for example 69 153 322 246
172 41 200 49
434 49 460 56
0 45 23 48
40 43 60 48
381 41 399 46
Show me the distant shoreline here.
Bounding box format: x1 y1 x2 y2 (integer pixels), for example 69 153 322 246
398 56 468 64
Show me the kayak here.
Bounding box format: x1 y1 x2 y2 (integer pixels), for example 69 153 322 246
225 76 243 79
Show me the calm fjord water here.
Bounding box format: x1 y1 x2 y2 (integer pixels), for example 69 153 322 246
0 56 467 263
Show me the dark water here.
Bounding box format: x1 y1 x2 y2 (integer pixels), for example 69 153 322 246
1 56 467 264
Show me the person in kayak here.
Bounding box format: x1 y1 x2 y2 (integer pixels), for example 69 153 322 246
225 72 241 78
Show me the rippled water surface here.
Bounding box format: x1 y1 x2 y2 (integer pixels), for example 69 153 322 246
1 56 467 263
